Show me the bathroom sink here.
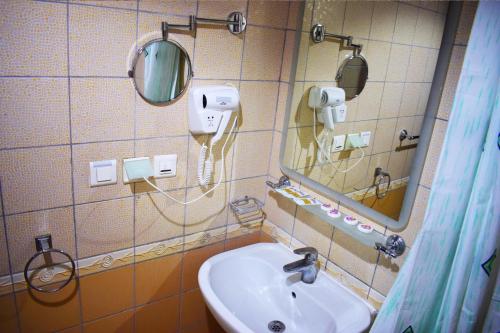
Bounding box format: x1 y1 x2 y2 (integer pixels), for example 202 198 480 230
198 243 375 333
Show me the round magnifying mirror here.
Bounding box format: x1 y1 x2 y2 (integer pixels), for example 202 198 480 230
336 54 368 100
130 39 192 105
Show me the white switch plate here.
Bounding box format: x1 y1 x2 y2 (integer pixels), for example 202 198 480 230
89 160 117 187
360 131 371 147
153 154 177 178
332 135 346 152
345 133 362 150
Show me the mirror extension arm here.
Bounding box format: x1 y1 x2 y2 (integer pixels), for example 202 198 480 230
162 12 247 39
311 24 362 55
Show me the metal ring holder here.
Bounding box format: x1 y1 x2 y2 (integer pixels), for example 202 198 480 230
23 234 76 293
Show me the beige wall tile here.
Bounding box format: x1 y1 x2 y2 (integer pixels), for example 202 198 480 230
72 141 134 204
293 208 333 257
70 0 137 10
431 12 446 48
281 30 297 83
69 5 136 76
387 150 407 181
305 37 339 81
242 26 285 81
406 46 429 83
437 46 466 120
275 83 290 132
393 3 418 44
417 83 431 116
424 48 439 83
184 183 229 235
420 119 447 188
287 0 301 30
198 0 247 18
239 81 279 131
269 133 283 179
343 157 370 193
379 82 404 119
370 1 397 42
400 185 429 247
194 27 243 80
318 162 346 193
356 82 384 121
75 197 134 258
70 78 135 143
386 44 411 82
343 2 373 39
365 41 391 82
232 131 273 179
139 0 197 16
264 190 296 234
413 9 436 47
372 118 397 154
5 207 75 273
0 146 73 214
312 0 345 34
135 136 189 192
295 32 310 81
0 217 10 276
0 1 67 76
0 78 70 149
329 229 378 284
399 82 420 117
186 132 234 187
455 2 477 45
135 190 185 246
248 0 289 29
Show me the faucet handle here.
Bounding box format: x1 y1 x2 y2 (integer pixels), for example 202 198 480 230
293 247 318 261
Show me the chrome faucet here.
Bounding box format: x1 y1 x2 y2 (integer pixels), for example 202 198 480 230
283 247 319 284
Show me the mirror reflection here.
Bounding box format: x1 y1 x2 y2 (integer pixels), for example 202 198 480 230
131 39 192 105
282 0 447 221
336 55 368 100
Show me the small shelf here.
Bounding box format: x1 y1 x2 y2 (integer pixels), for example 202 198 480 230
272 189 386 249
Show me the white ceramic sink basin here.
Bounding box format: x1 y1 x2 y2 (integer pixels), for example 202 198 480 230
198 243 375 333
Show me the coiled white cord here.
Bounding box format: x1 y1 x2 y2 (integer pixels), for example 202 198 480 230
197 143 213 186
312 106 364 173
143 115 238 205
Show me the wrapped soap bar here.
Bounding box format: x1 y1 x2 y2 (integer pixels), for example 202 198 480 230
293 197 321 206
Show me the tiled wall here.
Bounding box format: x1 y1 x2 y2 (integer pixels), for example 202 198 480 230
0 0 294 332
264 0 477 304
284 0 447 195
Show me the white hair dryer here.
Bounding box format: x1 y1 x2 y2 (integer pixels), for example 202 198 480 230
308 87 346 130
189 86 239 186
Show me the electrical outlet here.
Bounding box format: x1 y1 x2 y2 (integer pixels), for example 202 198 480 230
360 131 371 147
332 135 346 152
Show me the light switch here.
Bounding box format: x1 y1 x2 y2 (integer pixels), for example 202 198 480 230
360 131 371 147
90 160 117 187
154 154 177 178
332 135 346 152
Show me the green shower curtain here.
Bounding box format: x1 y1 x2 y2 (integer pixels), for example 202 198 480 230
371 2 499 332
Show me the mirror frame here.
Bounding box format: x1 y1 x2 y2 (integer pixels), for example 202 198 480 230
130 38 193 106
279 2 462 231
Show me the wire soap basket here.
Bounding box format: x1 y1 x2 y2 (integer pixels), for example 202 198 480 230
229 196 265 224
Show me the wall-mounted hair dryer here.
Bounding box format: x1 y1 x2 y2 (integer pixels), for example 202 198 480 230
189 86 239 186
308 86 346 129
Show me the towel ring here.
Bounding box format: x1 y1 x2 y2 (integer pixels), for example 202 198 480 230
23 235 76 293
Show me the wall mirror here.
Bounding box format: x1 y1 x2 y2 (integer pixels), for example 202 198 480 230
129 39 192 105
280 1 454 230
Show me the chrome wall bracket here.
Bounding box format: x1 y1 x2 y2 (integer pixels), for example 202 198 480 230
311 24 362 55
376 234 406 258
266 175 291 189
161 12 247 40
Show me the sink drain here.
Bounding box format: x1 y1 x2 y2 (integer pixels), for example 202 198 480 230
268 320 286 332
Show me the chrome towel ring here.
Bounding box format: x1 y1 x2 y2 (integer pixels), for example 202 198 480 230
23 235 76 293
